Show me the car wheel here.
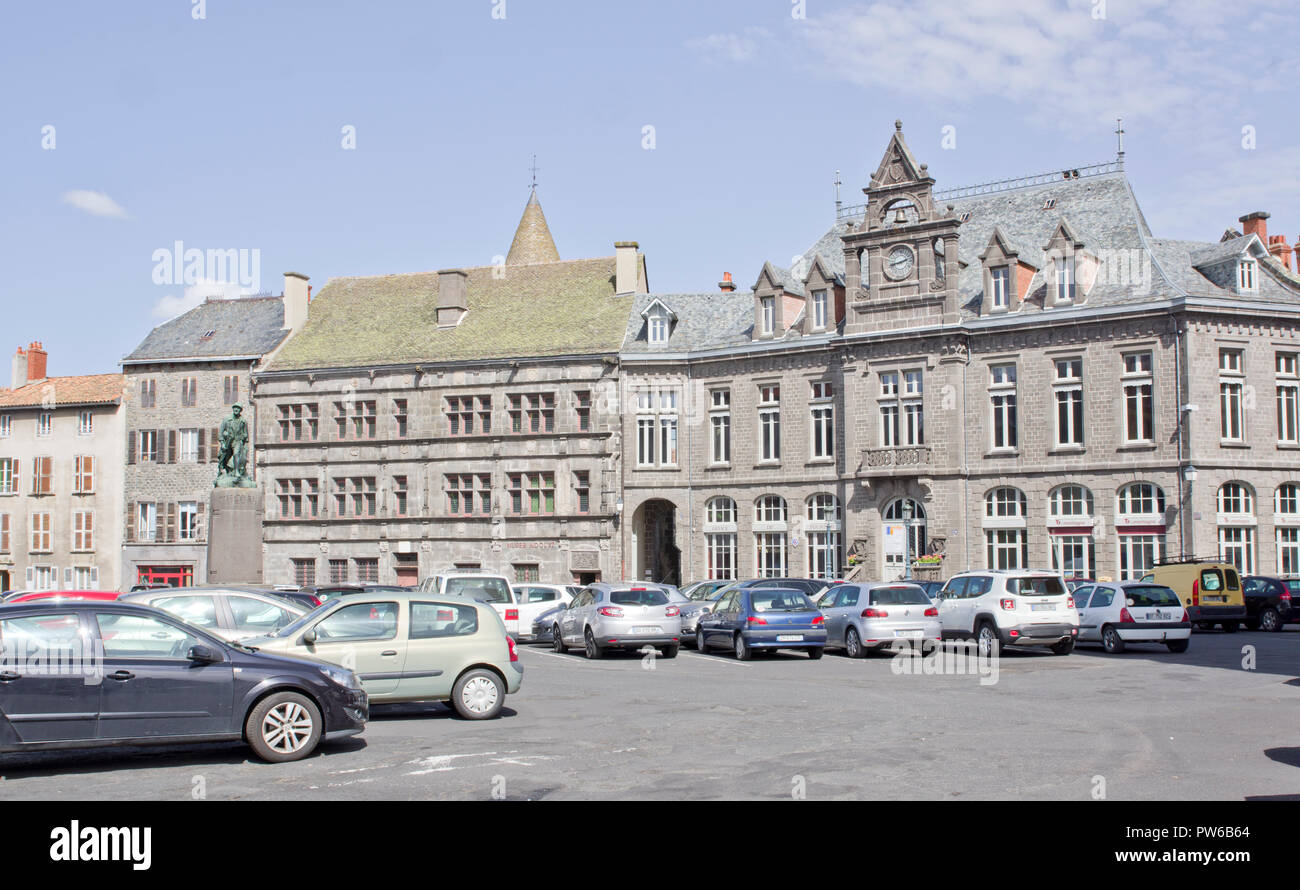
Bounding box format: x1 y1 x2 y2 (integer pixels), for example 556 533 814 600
976 623 999 659
696 626 708 652
245 691 322 763
452 669 505 720
1220 622 1240 633
660 644 679 659
733 633 752 661
1101 625 1125 654
584 628 603 660
807 647 824 660
552 625 566 653
845 627 863 659
1050 637 1075 656
1259 609 1282 633
1166 639 1189 653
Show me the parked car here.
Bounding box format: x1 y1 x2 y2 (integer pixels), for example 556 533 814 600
553 583 682 659
1242 576 1299 632
242 590 522 718
3 590 123 604
1065 577 1096 593
298 584 408 605
696 586 827 660
0 601 366 762
528 603 569 644
1139 561 1246 631
681 580 733 601
935 570 1079 657
120 587 309 642
509 583 576 642
1074 581 1191 653
416 573 522 636
915 580 945 601
820 582 941 657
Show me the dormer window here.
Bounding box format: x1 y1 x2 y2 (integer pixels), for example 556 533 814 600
1054 256 1074 303
811 290 827 330
1238 259 1257 293
990 267 1010 311
647 309 670 344
761 296 776 335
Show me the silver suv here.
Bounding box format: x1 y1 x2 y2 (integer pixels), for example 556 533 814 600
553 582 682 659
935 570 1079 656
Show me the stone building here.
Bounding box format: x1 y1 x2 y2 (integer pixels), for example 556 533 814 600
254 189 647 587
0 343 124 592
618 123 1300 585
120 288 302 588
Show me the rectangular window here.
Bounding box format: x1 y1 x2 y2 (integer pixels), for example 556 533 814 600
73 455 94 494
392 476 408 517
513 563 540 584
278 403 319 442
78 410 94 436
755 532 787 578
180 377 197 408
507 472 555 515
807 531 841 580
811 381 834 459
985 529 1028 570
30 456 52 495
635 388 679 467
1053 357 1084 447
136 502 158 543
710 389 731 464
355 558 379 584
178 428 199 462
1278 528 1300 576
446 395 491 436
277 478 320 519
445 474 492 516
1239 260 1257 292
293 559 316 587
990 266 1010 310
1218 526 1255 575
575 390 591 432
222 375 240 405
328 559 349 584
393 399 408 438
140 379 156 409
1050 534 1094 579
0 414 10 438
0 458 14 494
812 290 828 329
333 477 377 517
636 417 656 466
758 384 781 462
178 502 199 541
761 297 776 335
139 429 158 463
1219 348 1245 442
37 412 52 437
990 363 1018 449
574 471 590 514
1055 256 1073 303
1277 353 1299 444
706 533 737 580
72 510 94 551
30 512 52 552
1118 534 1166 580
1122 352 1154 443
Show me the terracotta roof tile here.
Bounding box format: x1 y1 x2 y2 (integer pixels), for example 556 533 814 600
0 373 124 409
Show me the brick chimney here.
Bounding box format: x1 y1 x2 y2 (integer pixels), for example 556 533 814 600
11 346 27 390
1294 240 1300 273
283 272 311 333
718 272 736 293
1268 235 1293 271
25 341 47 381
1240 211 1270 243
437 269 468 327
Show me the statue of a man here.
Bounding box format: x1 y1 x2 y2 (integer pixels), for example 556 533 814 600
215 403 251 486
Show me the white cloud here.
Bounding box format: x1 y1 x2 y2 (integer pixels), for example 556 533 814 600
61 189 130 219
152 279 255 320
686 27 769 64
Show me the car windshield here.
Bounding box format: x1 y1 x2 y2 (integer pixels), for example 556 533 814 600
1124 585 1181 607
270 603 334 638
610 589 670 606
445 577 512 603
750 590 815 612
1007 576 1067 596
870 585 930 606
1200 570 1224 592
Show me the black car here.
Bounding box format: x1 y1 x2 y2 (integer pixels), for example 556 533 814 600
1242 576 1299 632
297 583 408 604
0 601 367 762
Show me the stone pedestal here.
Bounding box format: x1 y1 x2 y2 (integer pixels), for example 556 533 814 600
207 487 264 586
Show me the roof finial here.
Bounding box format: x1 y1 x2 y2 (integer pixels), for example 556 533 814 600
529 154 539 190
834 169 842 217
1115 118 1125 171
895 118 903 132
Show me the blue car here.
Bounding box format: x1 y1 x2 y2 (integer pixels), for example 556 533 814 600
695 586 827 660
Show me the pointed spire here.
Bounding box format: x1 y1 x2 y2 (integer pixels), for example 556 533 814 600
506 187 560 265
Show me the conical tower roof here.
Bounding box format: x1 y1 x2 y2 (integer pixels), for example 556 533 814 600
505 188 560 265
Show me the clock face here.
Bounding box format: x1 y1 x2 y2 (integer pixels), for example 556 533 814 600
885 245 915 281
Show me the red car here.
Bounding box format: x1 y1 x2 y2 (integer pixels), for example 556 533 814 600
2 590 123 604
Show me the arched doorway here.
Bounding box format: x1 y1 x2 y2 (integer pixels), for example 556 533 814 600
882 498 927 579
632 499 681 585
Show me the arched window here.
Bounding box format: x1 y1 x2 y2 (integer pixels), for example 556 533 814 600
1050 485 1094 517
755 495 787 524
705 496 736 525
1275 483 1300 518
984 487 1027 518
703 497 737 581
1217 482 1254 516
983 488 1027 570
1115 482 1167 580
806 495 842 580
807 494 841 522
1116 482 1166 516
754 496 788 578
1048 486 1095 579
1277 484 1300 575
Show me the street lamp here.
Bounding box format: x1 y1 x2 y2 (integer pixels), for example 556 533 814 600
902 500 914 581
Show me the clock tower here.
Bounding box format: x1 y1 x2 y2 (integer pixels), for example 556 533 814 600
841 121 963 334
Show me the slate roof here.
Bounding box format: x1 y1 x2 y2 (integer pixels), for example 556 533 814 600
621 291 756 354
268 256 638 371
0 373 124 408
1189 236 1254 268
124 296 288 363
505 189 561 265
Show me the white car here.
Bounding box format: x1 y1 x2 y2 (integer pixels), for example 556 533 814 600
416 573 521 635
935 570 1080 657
1075 580 1191 654
118 587 308 641
512 583 575 641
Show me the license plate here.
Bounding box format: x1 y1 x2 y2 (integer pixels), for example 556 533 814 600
894 629 923 638
1205 596 1225 603
633 626 661 634
1031 604 1055 611
776 634 803 642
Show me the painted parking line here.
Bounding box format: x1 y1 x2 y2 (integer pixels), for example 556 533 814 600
681 651 754 668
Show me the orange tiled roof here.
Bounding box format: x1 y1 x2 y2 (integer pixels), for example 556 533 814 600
0 374 124 409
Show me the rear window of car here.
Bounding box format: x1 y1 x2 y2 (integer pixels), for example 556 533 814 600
1124 585 1180 607
1200 570 1224 592
1007 576 1067 596
869 585 930 606
445 577 512 603
1286 580 1300 596
610 588 670 606
750 590 815 612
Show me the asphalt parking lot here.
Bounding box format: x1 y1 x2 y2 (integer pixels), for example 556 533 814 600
1 629 1296 801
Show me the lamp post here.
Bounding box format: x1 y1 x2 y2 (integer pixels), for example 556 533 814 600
902 500 914 581
1181 465 1198 560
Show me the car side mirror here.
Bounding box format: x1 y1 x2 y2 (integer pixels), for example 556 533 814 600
302 628 318 645
188 644 221 664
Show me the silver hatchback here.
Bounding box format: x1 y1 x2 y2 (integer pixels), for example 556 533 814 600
820 582 942 657
554 583 682 658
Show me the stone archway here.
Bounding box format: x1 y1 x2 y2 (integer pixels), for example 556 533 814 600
632 499 681 585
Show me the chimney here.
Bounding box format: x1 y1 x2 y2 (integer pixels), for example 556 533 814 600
437 269 469 327
25 341 47 382
718 272 736 293
1240 211 1270 243
283 272 310 333
614 242 640 295
11 346 27 390
1267 235 1292 271
1294 240 1300 273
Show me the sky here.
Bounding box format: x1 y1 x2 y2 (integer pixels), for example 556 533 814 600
2 0 1298 376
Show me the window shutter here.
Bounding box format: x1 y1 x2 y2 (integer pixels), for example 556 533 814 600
64 567 73 585
164 502 176 543
196 502 206 540
25 566 33 585
211 427 220 462
90 567 99 585
167 430 177 464
10 459 17 492
127 431 137 465
73 456 81 493
0 514 8 552
125 502 136 544
197 428 206 462
86 455 94 492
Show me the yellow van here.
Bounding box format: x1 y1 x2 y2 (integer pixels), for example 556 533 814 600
1140 561 1247 631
